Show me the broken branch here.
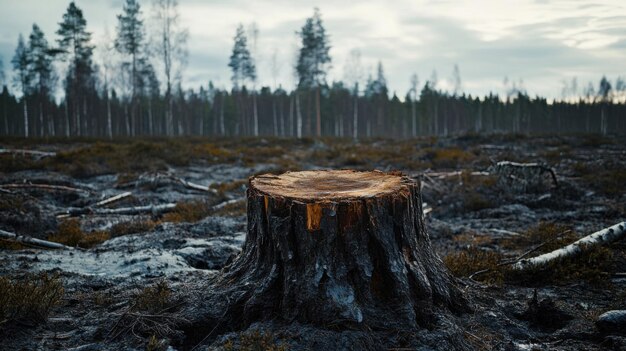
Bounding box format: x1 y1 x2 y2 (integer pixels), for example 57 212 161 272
0 229 76 250
93 192 133 207
0 183 91 194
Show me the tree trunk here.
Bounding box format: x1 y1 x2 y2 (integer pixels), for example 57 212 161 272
315 86 322 137
253 92 259 137
23 98 29 138
353 92 358 140
296 92 302 138
197 170 466 334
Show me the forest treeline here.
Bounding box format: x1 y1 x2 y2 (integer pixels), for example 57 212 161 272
0 1 624 139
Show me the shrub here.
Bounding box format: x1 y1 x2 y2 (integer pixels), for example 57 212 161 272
133 281 172 313
0 272 64 328
48 219 110 248
110 220 157 237
224 329 288 351
162 200 211 223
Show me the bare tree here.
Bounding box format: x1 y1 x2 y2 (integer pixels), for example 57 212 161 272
150 0 188 136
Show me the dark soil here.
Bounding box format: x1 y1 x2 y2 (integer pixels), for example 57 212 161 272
0 134 625 350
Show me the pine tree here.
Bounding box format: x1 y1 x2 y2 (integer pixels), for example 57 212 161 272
57 1 95 136
228 24 256 135
11 34 31 137
116 0 144 136
228 24 256 90
28 24 56 136
296 8 331 137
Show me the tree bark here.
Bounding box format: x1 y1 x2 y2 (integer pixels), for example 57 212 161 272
197 170 466 334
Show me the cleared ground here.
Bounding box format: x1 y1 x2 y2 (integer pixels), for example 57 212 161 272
0 134 625 350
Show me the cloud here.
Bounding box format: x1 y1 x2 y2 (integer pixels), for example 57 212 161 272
0 0 624 99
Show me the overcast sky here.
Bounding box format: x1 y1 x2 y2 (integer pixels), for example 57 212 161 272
0 0 624 99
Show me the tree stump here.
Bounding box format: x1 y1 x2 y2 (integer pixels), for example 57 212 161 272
202 170 466 333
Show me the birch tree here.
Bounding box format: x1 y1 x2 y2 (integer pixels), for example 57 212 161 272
150 0 188 136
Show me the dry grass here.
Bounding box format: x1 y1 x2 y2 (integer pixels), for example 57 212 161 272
133 281 172 313
0 272 64 328
444 247 507 285
445 222 618 286
48 219 110 248
431 147 475 168
501 222 578 253
110 281 185 342
162 200 211 223
224 329 288 351
110 220 157 238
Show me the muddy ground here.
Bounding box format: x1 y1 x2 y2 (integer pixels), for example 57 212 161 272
0 134 625 350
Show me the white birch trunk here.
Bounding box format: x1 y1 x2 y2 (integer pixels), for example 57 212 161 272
513 222 626 270
296 92 302 139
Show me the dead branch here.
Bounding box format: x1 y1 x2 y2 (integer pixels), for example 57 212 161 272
0 229 76 250
0 183 91 194
118 172 217 194
174 177 217 193
93 192 133 207
59 203 177 218
423 171 491 179
0 148 56 158
513 222 626 270
94 203 177 216
211 198 243 211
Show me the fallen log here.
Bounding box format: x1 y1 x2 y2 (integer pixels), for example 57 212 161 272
512 222 626 270
0 229 75 250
